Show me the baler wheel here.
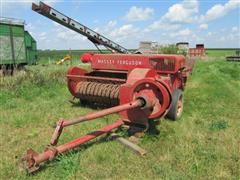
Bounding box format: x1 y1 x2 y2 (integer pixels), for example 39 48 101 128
166 89 183 120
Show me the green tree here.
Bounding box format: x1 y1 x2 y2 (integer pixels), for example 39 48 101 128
159 44 179 54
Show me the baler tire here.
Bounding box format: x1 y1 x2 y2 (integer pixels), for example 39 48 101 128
166 89 183 121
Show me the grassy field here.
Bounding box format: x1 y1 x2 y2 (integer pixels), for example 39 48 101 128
37 49 136 65
37 49 102 65
205 49 237 59
0 49 240 179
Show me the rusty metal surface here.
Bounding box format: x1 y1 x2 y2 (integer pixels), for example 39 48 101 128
50 119 64 145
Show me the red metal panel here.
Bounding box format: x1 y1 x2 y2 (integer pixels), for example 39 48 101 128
91 54 150 70
119 68 171 126
189 48 205 57
66 67 88 97
87 54 186 74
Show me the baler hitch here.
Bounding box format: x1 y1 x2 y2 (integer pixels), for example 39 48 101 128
50 98 144 145
21 99 146 173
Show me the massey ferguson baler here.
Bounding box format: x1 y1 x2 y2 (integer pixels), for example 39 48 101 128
21 2 193 173
22 53 193 173
67 53 189 115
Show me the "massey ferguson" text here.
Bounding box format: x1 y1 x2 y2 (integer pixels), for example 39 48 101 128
97 59 142 65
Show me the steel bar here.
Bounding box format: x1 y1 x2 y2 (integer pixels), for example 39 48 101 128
50 99 144 146
22 120 123 173
50 119 64 145
32 1 129 53
67 74 126 83
58 119 122 153
62 99 143 127
111 133 147 156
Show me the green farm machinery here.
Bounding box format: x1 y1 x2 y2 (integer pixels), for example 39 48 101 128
0 17 37 75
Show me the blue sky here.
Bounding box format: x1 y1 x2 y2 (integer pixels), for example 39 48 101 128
1 0 240 50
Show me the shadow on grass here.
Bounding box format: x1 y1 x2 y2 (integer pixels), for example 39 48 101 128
148 120 161 135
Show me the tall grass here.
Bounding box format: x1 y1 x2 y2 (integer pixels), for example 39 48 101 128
1 65 66 89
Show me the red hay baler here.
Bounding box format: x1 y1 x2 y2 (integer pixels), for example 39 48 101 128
67 53 190 120
22 53 193 173
22 1 194 174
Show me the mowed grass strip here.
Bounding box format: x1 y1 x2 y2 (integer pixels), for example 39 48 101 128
0 55 239 179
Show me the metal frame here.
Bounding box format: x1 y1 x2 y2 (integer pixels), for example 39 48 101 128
32 1 129 54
